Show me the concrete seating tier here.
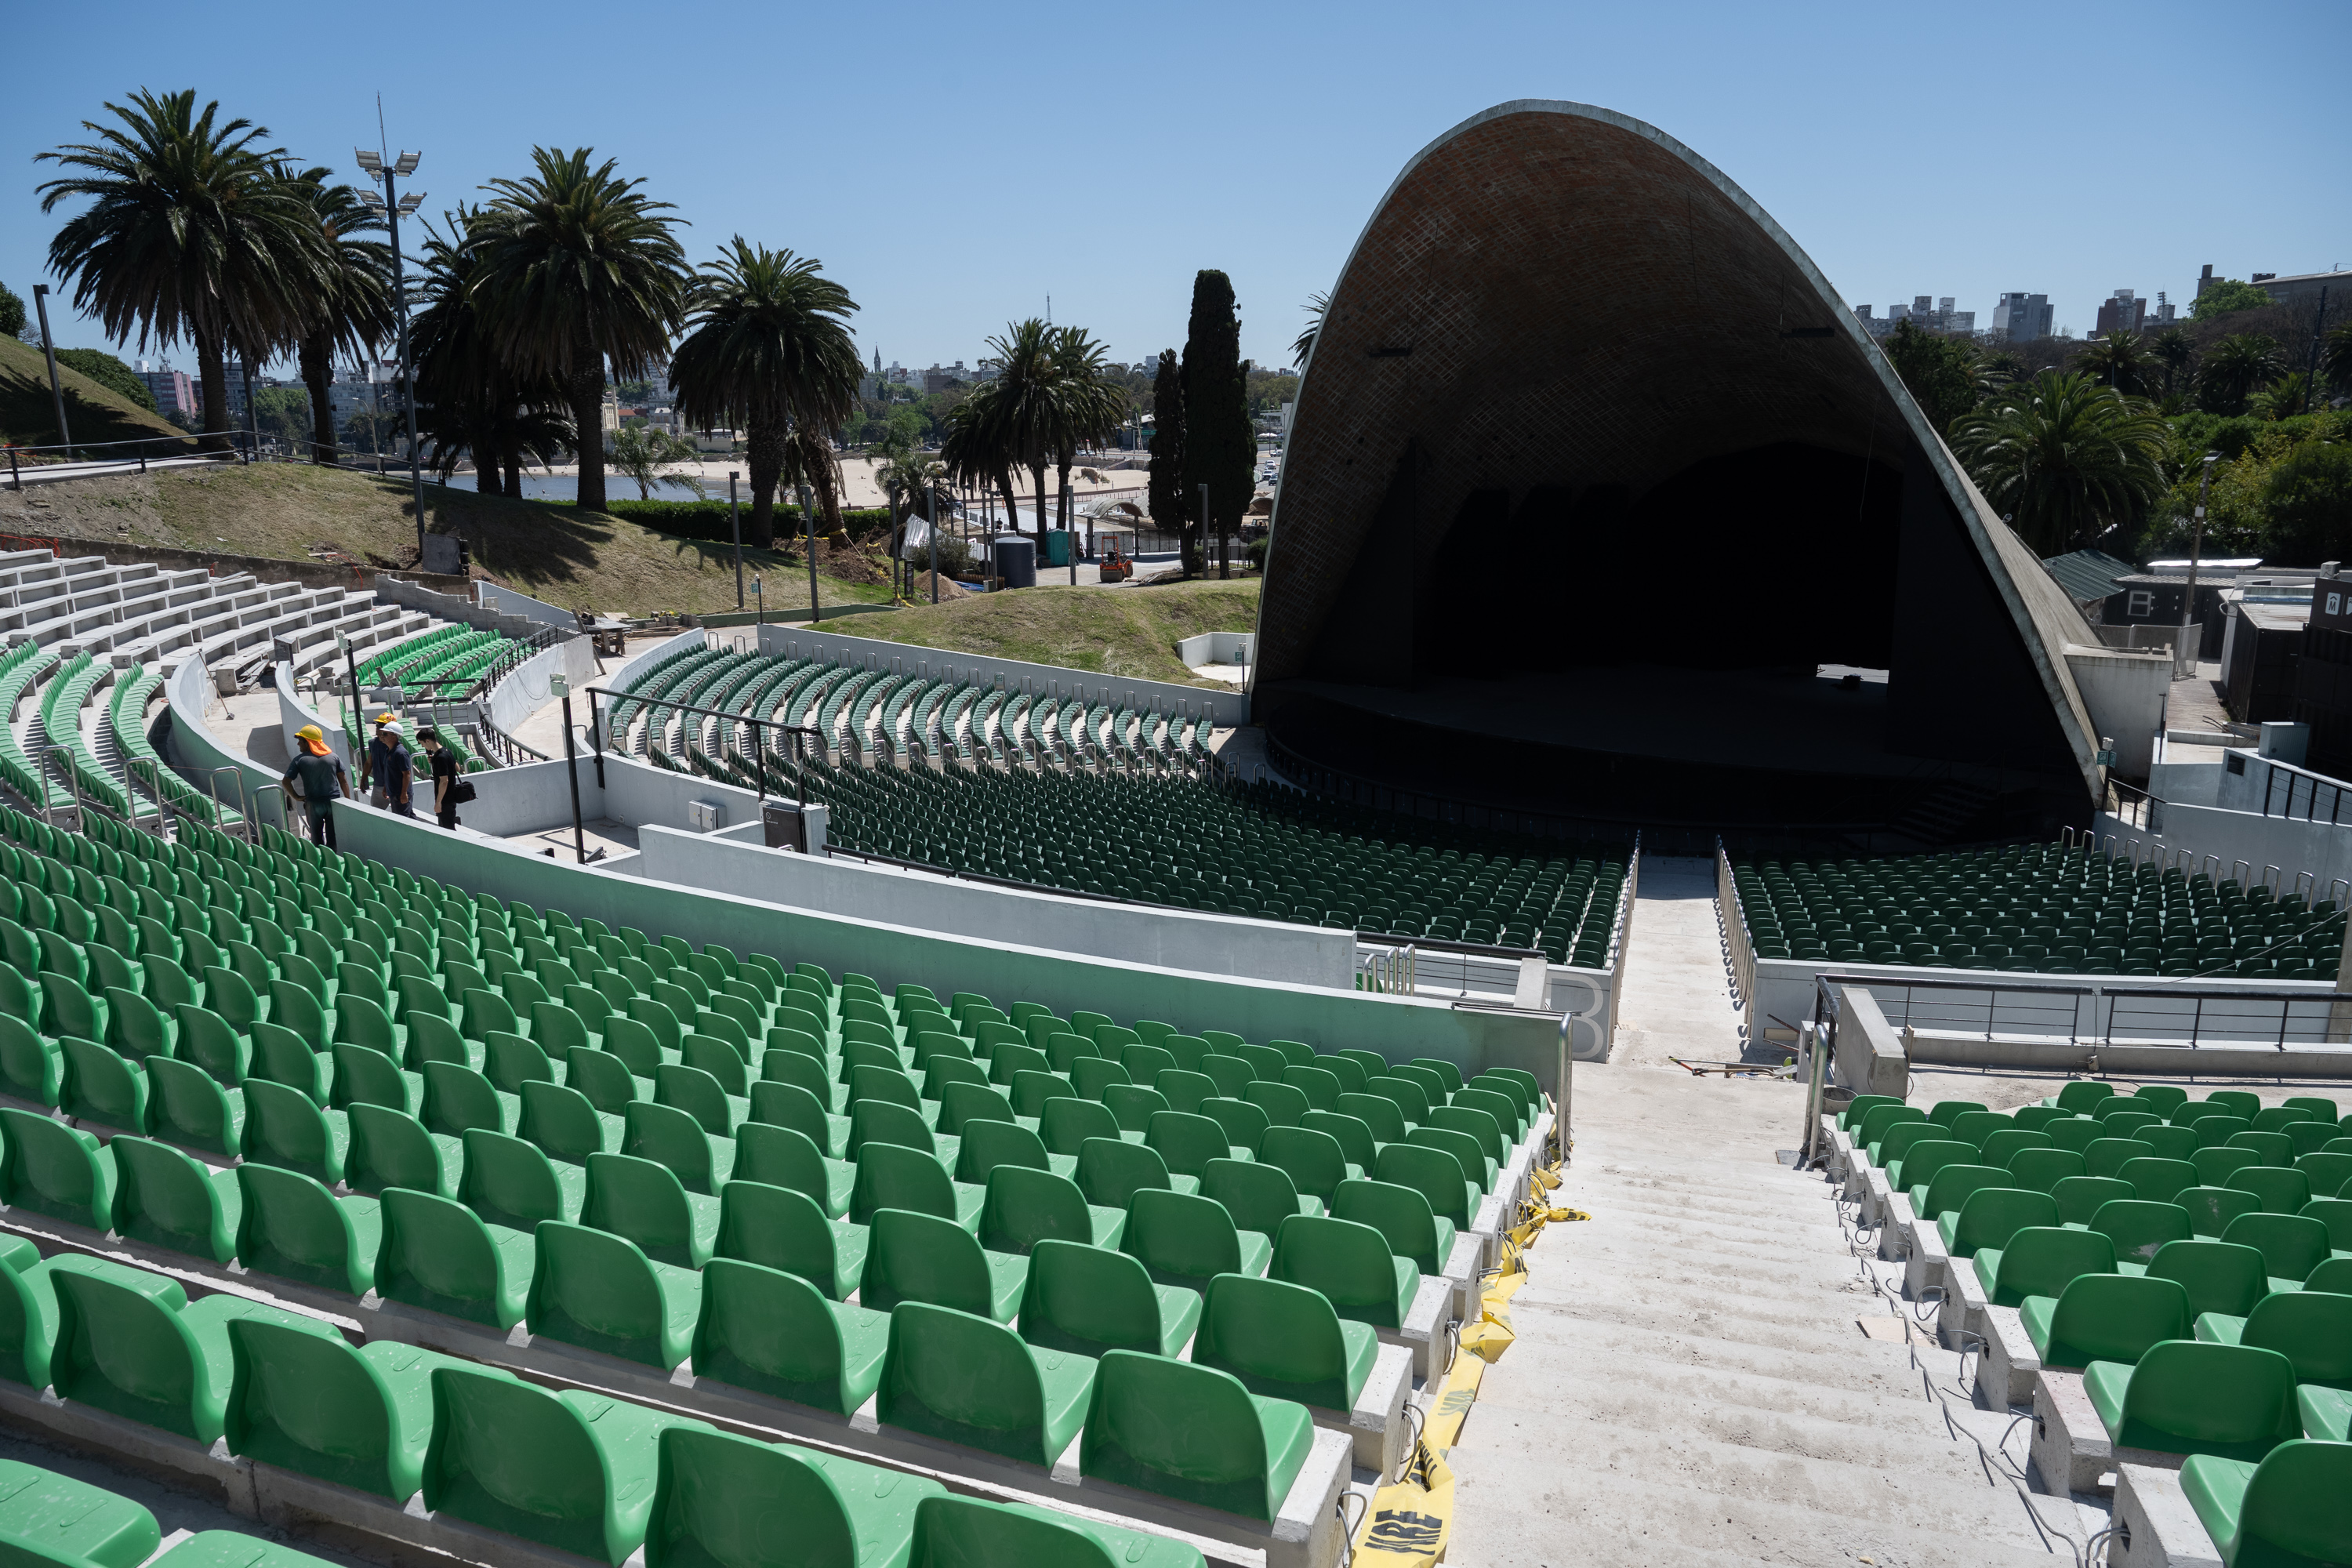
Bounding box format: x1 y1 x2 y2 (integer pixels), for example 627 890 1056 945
1822 1086 2352 1566
770 753 1628 964
1737 843 2346 979
0 806 1548 1567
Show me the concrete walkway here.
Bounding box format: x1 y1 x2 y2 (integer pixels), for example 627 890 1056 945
1443 858 2085 1566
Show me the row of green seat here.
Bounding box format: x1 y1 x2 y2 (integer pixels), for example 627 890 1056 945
0 1250 1205 1567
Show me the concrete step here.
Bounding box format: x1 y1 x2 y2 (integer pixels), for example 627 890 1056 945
1541 1210 1868 1270
1570 1163 1843 1210
1495 1308 1954 1401
1471 1367 1995 1489
1446 1456 2074 1568
1507 1287 1966 1380
1478 1339 1969 1444
1511 1247 1886 1316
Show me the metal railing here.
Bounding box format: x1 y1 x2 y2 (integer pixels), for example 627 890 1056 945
2259 757 2352 824
2105 776 2158 829
582 684 826 808
5 434 216 488
1817 970 2352 1050
1360 944 1416 994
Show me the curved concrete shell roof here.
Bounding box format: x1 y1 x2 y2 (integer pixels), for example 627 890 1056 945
1256 100 2102 804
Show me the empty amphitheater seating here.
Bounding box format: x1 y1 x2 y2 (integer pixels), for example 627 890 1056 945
604 638 1628 959
1737 843 2346 979
0 797 1544 1561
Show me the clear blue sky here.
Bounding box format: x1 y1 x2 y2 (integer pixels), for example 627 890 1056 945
5 0 2346 379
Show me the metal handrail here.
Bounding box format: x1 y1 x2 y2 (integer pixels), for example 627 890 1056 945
581 683 825 807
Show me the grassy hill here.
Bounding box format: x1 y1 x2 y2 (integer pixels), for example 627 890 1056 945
827 576 1261 687
0 460 891 617
1 333 194 454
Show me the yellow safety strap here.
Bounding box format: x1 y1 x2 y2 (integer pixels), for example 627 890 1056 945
1351 1149 1592 1566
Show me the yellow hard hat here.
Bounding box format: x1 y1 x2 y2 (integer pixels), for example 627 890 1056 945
296 724 323 741
373 711 397 725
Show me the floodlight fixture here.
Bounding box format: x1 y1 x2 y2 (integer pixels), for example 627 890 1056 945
358 191 386 210
354 150 383 172
392 152 419 176
397 193 424 213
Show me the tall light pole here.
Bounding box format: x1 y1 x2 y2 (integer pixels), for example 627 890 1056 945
800 481 820 624
30 285 70 455
355 148 427 562
2178 452 2220 677
728 470 743 608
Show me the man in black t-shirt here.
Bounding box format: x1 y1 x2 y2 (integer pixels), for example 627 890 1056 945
418 727 462 830
280 724 351 847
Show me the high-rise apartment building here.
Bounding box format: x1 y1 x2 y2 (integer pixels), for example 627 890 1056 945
1992 292 2053 342
2095 289 2148 335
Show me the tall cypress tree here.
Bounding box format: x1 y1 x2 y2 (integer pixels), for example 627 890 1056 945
1180 270 1254 577
1147 347 1185 547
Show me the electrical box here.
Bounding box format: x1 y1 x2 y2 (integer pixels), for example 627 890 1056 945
687 799 725 833
763 802 806 852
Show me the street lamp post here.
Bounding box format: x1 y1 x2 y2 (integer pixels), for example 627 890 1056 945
800 482 820 624
355 149 428 563
30 286 71 456
728 470 743 609
2178 452 2220 677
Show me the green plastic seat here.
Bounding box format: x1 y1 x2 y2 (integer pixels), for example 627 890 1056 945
1258 1127 1363 1203
955 1119 1068 1185
1123 1189 1272 1292
2147 1239 2269 1318
1404 1127 1494 1194
1202 1097 1271 1156
731 1123 854 1219
1372 1143 1479 1230
1241 1080 1310 1128
2227 1167 2313 1215
2219 1210 2332 1285
1039 1098 1123 1158
374 1187 535 1331
0 1238 60 1389
2085 1138 2158 1180
978 1165 1125 1256
1934 1186 2059 1260
1886 1138 1975 1200
345 1103 461 1199
2175 1185 2264 1240
1018 1239 1203 1359
2181 1441 2352 1568
107 1135 241 1265
45 1254 330 1443
851 1143 982 1232
1079 1349 1313 1524
1911 1163 2014 1223
0 1013 62 1105
714 1180 866 1300
1972 1225 2116 1308
2053 1175 2136 1226
234 1163 379 1295
422 1363 704 1565
0 1454 162 1566
1191 1272 1375 1414
0 1107 116 1231
460 1127 584 1232
519 1080 622 1166
1269 1213 1417 1329
691 1258 890 1414
1201 1158 1323 1236
877 1301 1096 1468
2083 1340 2297 1463
59 1036 148 1133
2022 1272 2192 1370
2053 1081 2116 1113
332 1041 421 1116
1076 1137 1192 1210
2091 1198 2194 1268
224 1316 489 1501
2005 1149 2086 1194
241 1077 348 1185
2195 1290 2352 1390
1330 1178 1457 1276
643 1425 947 1568
624 1101 735 1196
1338 1092 1411 1144
2114 1156 2200 1207
528 1220 702 1370
862 1207 1027 1322
581 1152 718 1269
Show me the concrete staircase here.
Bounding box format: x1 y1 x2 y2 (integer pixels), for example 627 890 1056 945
1443 857 2095 1567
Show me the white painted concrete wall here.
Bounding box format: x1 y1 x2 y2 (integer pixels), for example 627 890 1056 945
755 622 1249 727
2092 807 2352 905
274 663 350 770
164 656 289 829
1175 631 1256 668
631 822 1357 987
484 637 599 738
475 581 583 635
2063 643 2171 777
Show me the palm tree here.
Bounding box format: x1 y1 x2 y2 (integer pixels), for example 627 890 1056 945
1291 292 1327 369
942 383 1022 547
669 238 861 548
2249 372 2314 423
607 424 708 501
1950 372 2170 554
1047 325 1129 541
981 318 1061 539
2196 333 2285 416
2150 326 2194 397
412 203 568 495
2073 329 2160 397
279 165 392 466
476 147 689 509
38 89 325 452
2321 322 2352 399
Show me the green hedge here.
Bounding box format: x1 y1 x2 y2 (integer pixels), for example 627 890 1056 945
601 497 893 546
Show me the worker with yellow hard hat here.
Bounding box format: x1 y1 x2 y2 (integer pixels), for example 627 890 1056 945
281 724 353 848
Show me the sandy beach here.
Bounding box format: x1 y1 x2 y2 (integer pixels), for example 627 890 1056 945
540 452 1153 510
